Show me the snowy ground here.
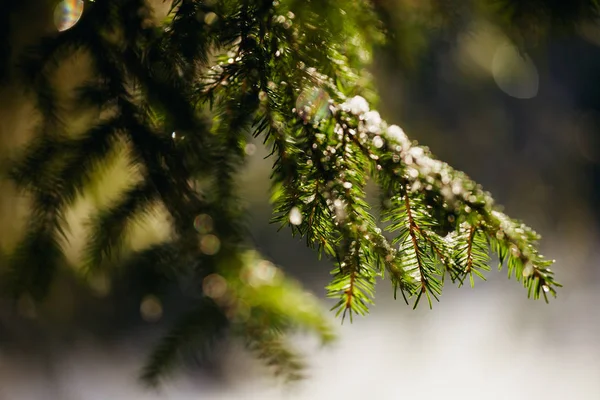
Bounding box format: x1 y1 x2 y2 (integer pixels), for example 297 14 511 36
1 280 598 400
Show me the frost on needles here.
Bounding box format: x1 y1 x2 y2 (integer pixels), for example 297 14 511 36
4 0 560 386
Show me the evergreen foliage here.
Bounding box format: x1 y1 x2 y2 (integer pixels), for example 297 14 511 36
1 0 570 387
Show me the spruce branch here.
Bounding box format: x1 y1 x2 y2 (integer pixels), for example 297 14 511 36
242 323 306 383
4 0 563 387
83 181 159 272
454 221 491 288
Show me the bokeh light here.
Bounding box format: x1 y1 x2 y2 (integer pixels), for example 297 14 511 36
140 294 163 322
88 274 111 297
200 234 220 255
204 12 218 26
240 259 281 287
202 273 227 300
193 214 214 234
54 0 84 32
244 143 257 156
295 87 331 123
492 42 539 99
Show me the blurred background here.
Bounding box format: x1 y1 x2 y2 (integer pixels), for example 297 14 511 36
1 0 599 399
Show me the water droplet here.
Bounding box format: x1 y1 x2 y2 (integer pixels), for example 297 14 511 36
407 168 419 178
522 263 534 277
343 182 352 189
451 181 463 195
200 234 221 255
409 147 424 159
542 285 550 293
364 111 382 133
303 193 316 204
386 125 408 144
372 136 384 148
54 0 84 32
510 245 521 257
289 207 302 225
140 295 163 322
342 95 369 115
411 181 422 192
